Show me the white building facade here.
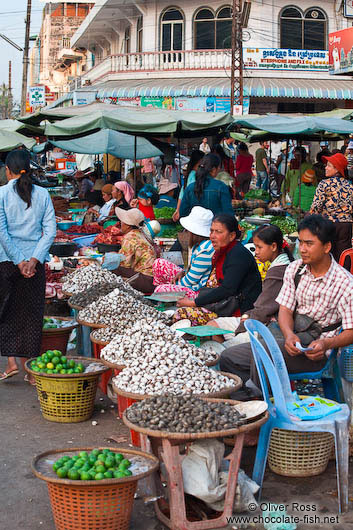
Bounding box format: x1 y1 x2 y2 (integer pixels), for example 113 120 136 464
64 0 353 113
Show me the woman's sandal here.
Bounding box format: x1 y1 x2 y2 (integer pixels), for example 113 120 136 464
0 369 19 381
24 374 36 386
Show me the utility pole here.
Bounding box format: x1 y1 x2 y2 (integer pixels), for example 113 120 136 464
8 61 12 118
230 0 243 115
21 0 32 115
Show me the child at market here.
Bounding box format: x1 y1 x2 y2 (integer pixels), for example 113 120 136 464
131 184 159 220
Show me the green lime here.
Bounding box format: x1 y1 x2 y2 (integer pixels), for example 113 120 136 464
115 453 124 463
56 364 63 371
104 470 113 479
56 468 67 478
94 473 104 480
123 469 132 476
68 359 76 369
102 449 111 455
60 356 67 364
80 471 91 481
79 451 88 459
37 362 45 370
42 355 49 364
74 368 81 373
81 463 90 472
67 369 74 374
32 366 40 372
53 350 62 356
97 453 106 461
88 455 97 465
104 457 115 469
62 456 71 462
68 469 80 480
53 462 61 472
46 350 55 359
77 363 84 373
71 455 79 461
95 465 105 473
46 369 53 374
88 469 96 480
60 369 67 374
119 459 131 468
52 356 60 366
91 449 100 456
113 470 125 479
74 459 85 468
64 460 74 469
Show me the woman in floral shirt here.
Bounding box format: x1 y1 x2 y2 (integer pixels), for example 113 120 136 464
114 207 156 293
310 152 353 261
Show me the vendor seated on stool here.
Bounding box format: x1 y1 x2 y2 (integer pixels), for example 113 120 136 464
110 207 157 293
220 214 353 400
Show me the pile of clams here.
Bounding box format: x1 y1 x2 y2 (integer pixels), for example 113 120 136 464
62 265 117 294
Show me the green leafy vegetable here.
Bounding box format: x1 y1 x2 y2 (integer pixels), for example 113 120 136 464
269 216 297 234
153 207 175 219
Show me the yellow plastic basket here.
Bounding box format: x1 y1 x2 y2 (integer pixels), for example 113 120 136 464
268 428 334 477
25 357 109 423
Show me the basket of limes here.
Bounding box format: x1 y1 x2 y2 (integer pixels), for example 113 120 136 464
25 354 109 423
32 446 159 530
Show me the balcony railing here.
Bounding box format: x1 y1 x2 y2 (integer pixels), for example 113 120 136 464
80 49 232 83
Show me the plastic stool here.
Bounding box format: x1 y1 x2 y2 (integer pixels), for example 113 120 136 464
91 341 112 395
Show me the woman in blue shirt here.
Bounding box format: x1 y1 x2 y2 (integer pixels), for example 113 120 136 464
179 153 234 218
0 150 56 383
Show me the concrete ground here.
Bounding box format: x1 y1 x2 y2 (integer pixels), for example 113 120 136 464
0 357 352 530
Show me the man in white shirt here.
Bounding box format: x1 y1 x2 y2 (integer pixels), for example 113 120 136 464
199 137 211 154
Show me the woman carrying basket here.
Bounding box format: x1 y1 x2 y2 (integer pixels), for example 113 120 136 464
0 150 56 384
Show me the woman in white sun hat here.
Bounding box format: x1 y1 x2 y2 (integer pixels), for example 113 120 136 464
152 206 214 298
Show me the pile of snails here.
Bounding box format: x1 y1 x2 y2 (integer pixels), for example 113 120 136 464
101 320 218 365
70 282 121 308
78 289 170 326
62 265 117 294
112 351 235 396
91 317 161 343
126 396 246 433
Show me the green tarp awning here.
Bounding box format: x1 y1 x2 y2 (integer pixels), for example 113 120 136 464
50 129 163 159
0 129 35 152
231 115 353 137
28 103 232 137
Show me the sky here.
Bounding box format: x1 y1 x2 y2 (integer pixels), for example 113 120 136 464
0 0 44 103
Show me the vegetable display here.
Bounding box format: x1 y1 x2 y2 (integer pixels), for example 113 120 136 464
269 216 297 234
52 449 132 480
244 189 270 201
30 351 85 375
153 207 175 219
158 224 183 238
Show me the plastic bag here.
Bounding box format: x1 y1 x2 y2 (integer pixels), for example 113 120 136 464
181 440 259 513
101 252 125 270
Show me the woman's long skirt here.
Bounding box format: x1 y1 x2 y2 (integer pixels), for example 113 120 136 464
0 261 45 358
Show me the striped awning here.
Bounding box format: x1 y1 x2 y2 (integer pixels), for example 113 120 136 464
93 77 353 100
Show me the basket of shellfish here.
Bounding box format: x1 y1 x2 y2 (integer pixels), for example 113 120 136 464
123 396 268 440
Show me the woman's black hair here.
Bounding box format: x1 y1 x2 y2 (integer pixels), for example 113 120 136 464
212 213 241 239
6 149 32 209
298 214 336 245
194 153 221 199
138 184 159 205
238 142 249 152
186 150 204 181
253 224 294 262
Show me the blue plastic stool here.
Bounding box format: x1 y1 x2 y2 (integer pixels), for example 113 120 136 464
244 319 350 513
289 348 345 403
